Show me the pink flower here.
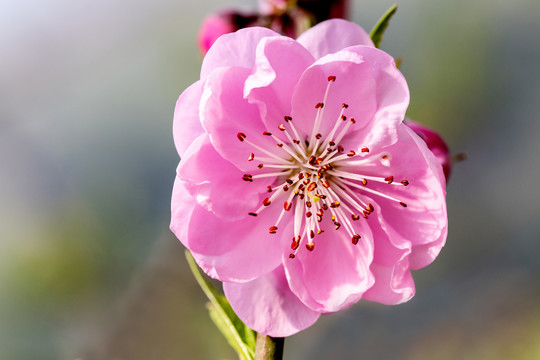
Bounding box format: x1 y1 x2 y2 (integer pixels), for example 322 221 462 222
172 19 447 337
198 12 257 54
405 119 452 180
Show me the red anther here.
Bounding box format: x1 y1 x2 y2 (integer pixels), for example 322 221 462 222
322 204 328 210
319 194 326 199
293 139 300 144
361 179 368 186
299 194 305 200
321 180 330 188
277 143 283 148
306 201 312 208
329 141 336 146
337 145 344 152
284 202 292 211
350 118 356 124
310 230 315 239
316 158 323 164
298 173 304 180
330 201 340 208
315 133 322 140
326 147 333 153
347 150 356 157
306 243 315 251
385 176 394 184
351 214 360 221
362 211 369 219
286 179 294 185
400 202 408 207
248 153 255 161
242 174 253 182
263 131 272 136
352 234 361 245
307 182 317 192
334 223 341 230
315 102 324 109
278 124 286 131
328 75 336 82
269 226 278 234
306 211 312 218
401 180 409 186
303 178 310 185
298 184 304 191
267 186 273 193
258 163 264 169
237 132 246 142
291 240 299 250
284 116 292 122
367 203 374 212
317 209 324 216
317 215 322 222
283 184 289 191
289 253 295 259
317 229 324 234
263 198 271 206
342 103 349 108
361 147 370 153
341 115 347 121
308 155 316 165
248 212 258 217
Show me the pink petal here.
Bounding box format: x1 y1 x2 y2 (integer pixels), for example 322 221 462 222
173 80 205 157
177 134 260 221
289 50 377 143
244 36 315 130
362 219 415 305
297 19 374 59
201 27 280 80
200 66 278 172
283 217 375 312
358 124 447 269
170 175 198 248
223 266 320 337
185 191 290 282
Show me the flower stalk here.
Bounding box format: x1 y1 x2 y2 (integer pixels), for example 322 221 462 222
254 334 284 360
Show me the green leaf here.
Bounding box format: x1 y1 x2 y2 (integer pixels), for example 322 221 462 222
185 250 257 360
369 3 398 48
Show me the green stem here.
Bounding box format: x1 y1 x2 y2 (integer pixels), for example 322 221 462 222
254 333 284 360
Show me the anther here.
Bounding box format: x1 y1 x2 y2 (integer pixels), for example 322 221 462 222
293 139 300 144
347 150 356 157
334 223 341 230
263 131 272 136
242 174 253 182
352 234 361 245
306 243 315 251
306 201 312 208
329 141 336 146
306 211 312 218
289 253 295 259
284 116 292 122
286 179 294 185
342 103 349 108
310 230 315 238
258 163 264 169
401 180 409 186
269 226 278 234
341 115 347 121
291 240 299 250
315 102 324 109
267 186 273 193
337 145 344 152
361 147 370 153
315 133 322 139
248 153 254 161
350 118 356 124
385 176 394 184
277 143 283 148
283 185 289 191
237 132 246 142
361 179 368 186
298 173 304 180
263 198 271 206
400 202 408 207
278 124 286 131
321 180 330 188
351 214 360 221
248 212 258 217
307 182 317 192
284 202 292 211
367 204 374 213
328 75 336 82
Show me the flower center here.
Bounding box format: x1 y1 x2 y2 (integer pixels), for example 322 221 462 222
238 76 408 258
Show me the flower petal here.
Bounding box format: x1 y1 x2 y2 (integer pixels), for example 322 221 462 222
356 124 447 269
362 219 415 305
289 50 377 143
244 36 315 130
200 66 279 172
201 27 280 79
283 217 375 312
177 133 260 221
185 192 290 282
297 19 374 59
223 266 320 337
173 80 205 157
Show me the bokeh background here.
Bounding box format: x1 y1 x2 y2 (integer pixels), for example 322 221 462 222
2 0 540 359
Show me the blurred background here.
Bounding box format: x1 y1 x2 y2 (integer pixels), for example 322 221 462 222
1 0 539 359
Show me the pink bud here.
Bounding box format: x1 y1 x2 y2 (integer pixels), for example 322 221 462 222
405 119 452 180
